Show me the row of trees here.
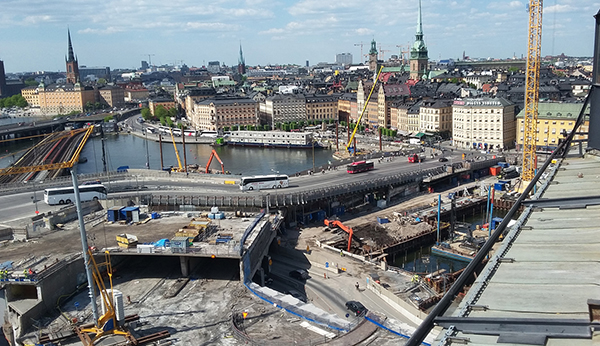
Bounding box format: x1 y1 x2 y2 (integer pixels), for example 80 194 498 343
0 94 28 108
141 106 180 128
84 102 108 111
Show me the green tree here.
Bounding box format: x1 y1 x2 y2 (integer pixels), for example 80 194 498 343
97 78 107 85
141 107 151 120
104 115 114 122
94 102 102 110
283 124 290 131
508 66 520 73
160 117 167 126
3 97 15 108
16 96 28 108
155 105 168 120
275 122 281 130
264 124 271 131
85 102 95 111
223 126 230 131
166 118 174 128
168 107 178 118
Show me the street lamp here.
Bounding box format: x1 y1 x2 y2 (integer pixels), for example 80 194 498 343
312 138 315 174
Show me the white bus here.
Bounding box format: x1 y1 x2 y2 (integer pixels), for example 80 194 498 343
44 185 108 205
201 131 219 138
240 175 289 191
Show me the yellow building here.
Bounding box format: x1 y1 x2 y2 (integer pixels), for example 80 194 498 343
30 82 96 115
516 102 589 151
191 97 258 131
305 94 339 122
419 99 453 134
21 86 40 107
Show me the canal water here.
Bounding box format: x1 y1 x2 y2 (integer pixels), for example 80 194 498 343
0 131 337 177
391 208 511 274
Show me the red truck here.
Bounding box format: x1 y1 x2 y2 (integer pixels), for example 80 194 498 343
408 153 422 163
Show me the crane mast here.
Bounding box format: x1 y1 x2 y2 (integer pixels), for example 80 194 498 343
522 0 543 183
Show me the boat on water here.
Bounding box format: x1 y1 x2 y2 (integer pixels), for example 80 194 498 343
226 130 323 149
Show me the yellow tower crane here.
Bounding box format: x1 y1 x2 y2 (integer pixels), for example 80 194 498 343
521 0 543 185
168 127 184 172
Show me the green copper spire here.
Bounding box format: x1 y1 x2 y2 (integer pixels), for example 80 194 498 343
410 0 428 59
369 39 378 55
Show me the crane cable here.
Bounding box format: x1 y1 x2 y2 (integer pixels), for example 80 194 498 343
346 65 384 151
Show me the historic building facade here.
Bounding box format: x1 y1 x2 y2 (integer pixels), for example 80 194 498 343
452 97 516 150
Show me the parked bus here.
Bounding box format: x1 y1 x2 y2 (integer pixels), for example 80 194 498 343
346 161 374 174
201 131 219 138
44 184 108 205
240 175 289 191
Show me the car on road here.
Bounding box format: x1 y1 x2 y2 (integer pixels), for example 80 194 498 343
289 269 309 280
438 157 448 162
82 180 101 185
345 301 367 316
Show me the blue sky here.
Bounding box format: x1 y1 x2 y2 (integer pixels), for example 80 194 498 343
0 0 597 73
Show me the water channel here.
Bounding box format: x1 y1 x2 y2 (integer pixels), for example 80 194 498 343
0 129 337 176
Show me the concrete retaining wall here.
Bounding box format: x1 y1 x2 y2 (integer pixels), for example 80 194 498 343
365 278 427 325
44 200 103 230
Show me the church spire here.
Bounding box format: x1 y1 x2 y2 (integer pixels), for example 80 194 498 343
65 29 80 84
416 0 423 37
409 0 429 80
237 42 246 75
67 29 75 62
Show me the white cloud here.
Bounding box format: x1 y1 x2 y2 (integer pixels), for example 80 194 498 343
354 28 374 35
545 4 573 13
185 22 239 31
79 26 124 35
508 1 523 9
23 15 54 24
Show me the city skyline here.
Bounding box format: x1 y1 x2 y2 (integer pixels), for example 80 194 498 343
0 0 598 73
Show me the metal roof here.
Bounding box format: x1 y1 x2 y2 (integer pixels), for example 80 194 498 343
436 154 600 345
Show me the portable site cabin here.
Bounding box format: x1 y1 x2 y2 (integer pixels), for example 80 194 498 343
119 207 140 223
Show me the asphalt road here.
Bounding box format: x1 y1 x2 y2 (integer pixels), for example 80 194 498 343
0 151 462 227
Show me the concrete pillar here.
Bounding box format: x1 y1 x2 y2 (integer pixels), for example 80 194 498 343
387 186 393 204
179 256 190 277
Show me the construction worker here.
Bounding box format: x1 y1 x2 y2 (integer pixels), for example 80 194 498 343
23 269 29 279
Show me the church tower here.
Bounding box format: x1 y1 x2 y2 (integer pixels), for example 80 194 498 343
65 29 80 84
238 43 246 75
409 0 429 80
368 39 378 72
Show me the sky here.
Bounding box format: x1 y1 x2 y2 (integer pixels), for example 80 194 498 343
0 0 598 73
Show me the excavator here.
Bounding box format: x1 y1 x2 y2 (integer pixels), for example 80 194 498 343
324 218 354 252
206 149 225 174
169 128 185 172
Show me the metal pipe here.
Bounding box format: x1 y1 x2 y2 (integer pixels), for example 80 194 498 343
70 164 99 324
182 130 187 174
588 10 600 150
159 134 164 170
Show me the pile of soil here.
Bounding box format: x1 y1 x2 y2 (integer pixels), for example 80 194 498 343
352 221 433 251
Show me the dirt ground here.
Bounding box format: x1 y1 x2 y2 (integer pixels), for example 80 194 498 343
0 211 193 264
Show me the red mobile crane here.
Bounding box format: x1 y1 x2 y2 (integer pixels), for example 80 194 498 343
324 219 354 252
206 149 225 174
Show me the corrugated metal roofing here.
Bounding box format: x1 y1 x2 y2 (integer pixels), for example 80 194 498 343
437 155 600 345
